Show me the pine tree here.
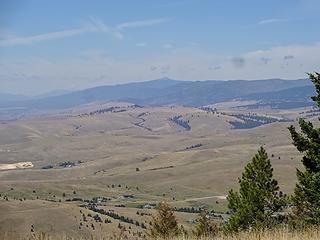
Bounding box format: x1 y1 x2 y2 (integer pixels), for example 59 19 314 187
193 210 219 238
225 147 287 232
288 72 320 225
148 201 181 239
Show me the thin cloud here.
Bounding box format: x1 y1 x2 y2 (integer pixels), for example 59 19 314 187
88 16 109 32
0 17 169 47
89 16 123 39
0 27 93 47
136 42 147 47
162 43 173 49
258 18 287 25
116 18 170 30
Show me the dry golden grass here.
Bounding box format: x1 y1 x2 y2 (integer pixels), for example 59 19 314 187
2 228 320 240
204 228 320 240
0 105 315 237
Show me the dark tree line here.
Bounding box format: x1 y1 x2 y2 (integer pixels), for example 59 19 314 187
228 113 290 129
87 205 147 229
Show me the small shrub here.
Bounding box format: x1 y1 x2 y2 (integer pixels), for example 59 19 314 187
193 210 219 238
148 201 182 239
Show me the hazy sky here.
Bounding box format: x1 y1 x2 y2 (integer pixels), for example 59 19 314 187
1 0 320 95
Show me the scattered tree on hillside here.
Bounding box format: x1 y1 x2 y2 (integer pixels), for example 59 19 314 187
148 201 181 239
288 72 320 225
225 147 287 232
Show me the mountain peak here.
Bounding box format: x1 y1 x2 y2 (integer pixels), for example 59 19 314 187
157 77 172 81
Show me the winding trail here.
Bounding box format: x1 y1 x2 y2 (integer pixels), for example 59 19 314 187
169 195 227 204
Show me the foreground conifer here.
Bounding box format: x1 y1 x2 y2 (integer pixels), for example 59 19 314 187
226 147 286 232
289 72 320 225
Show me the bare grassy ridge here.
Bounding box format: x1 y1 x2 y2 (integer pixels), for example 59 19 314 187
3 228 320 240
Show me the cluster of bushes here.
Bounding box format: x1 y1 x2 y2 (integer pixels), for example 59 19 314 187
149 165 174 171
174 206 203 213
78 211 111 231
106 183 134 190
41 160 82 170
134 112 152 131
136 211 152 216
58 161 76 168
185 143 203 150
81 106 126 117
170 115 191 130
199 106 217 114
87 205 147 229
302 108 320 118
228 113 290 129
137 112 148 118
41 165 54 169
66 197 83 202
77 104 141 117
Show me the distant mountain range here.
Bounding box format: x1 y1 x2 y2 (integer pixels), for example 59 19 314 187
0 78 315 113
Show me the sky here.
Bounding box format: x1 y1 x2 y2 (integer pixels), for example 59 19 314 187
1 0 320 95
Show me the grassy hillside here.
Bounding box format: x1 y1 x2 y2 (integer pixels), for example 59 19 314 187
0 102 316 237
